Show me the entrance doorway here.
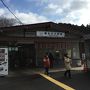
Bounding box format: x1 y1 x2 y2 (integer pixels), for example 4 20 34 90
18 44 36 68
9 44 36 69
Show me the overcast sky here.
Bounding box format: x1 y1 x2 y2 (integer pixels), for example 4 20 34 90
0 0 90 26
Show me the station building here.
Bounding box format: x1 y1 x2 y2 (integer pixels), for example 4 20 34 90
0 22 88 69
81 27 90 68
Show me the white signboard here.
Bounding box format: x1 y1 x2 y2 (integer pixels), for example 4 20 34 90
36 31 65 37
0 48 8 76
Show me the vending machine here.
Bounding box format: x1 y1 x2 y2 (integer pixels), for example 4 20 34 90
0 48 8 76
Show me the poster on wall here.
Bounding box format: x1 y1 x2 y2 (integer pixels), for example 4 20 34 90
0 48 8 76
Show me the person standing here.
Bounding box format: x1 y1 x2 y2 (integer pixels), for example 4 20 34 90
64 53 72 78
43 55 50 75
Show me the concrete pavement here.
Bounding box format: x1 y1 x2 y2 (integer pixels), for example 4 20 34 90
7 66 84 77
0 66 89 90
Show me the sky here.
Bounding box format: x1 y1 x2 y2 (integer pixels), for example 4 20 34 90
0 0 90 26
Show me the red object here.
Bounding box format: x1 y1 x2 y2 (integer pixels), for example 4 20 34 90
43 56 50 68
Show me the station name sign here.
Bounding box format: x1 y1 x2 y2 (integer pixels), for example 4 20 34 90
36 31 65 37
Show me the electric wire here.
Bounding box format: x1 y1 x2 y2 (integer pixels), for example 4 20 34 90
0 0 23 25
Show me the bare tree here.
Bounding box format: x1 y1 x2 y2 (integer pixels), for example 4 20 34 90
86 24 90 28
0 17 17 27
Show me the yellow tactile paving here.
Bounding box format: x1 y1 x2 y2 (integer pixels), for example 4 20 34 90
39 73 75 90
